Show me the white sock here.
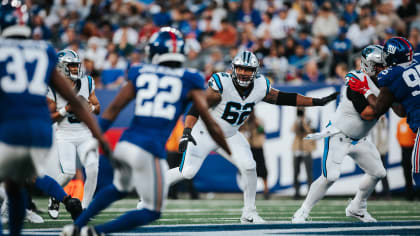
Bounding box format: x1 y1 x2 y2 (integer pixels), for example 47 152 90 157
0 185 6 201
302 176 333 212
353 174 378 209
166 168 185 186
82 153 99 208
242 168 257 211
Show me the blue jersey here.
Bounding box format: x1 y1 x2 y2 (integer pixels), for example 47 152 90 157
377 53 420 131
0 39 57 147
119 63 206 158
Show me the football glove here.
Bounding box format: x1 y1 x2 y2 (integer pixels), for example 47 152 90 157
178 128 196 153
312 92 339 106
348 76 373 98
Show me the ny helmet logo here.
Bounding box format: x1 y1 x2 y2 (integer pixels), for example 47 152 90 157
165 40 183 52
387 45 397 54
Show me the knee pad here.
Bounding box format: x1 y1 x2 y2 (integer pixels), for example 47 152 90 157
374 167 387 179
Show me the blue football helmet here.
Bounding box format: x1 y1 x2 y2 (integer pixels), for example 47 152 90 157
145 27 185 64
0 0 31 38
383 37 413 66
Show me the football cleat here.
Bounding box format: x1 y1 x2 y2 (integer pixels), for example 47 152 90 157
80 226 105 236
240 209 266 224
64 197 83 220
291 207 311 223
48 197 60 219
61 224 80 236
345 201 377 223
25 209 44 223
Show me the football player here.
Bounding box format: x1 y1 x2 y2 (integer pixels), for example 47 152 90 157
292 45 405 223
0 2 109 235
46 49 100 218
167 50 338 224
61 27 230 236
348 37 420 186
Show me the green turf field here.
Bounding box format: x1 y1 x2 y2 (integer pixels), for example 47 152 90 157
22 194 420 229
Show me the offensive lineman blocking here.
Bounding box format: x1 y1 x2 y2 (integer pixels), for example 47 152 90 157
167 50 339 223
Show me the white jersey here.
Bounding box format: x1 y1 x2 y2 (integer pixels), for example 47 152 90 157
201 72 270 138
331 70 379 140
47 75 95 140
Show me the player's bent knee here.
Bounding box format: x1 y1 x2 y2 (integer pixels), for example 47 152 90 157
374 168 387 179
326 171 340 183
181 167 197 180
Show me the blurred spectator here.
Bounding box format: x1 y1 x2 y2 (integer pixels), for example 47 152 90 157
396 118 417 201
204 48 226 79
185 35 203 69
225 0 241 25
112 21 138 46
152 4 172 27
301 60 325 83
347 16 377 52
138 18 159 47
308 36 331 76
32 12 52 40
291 107 315 199
85 37 108 71
270 6 298 41
203 18 237 49
297 0 317 30
255 12 273 39
396 0 418 31
408 28 420 53
238 0 262 27
296 29 312 50
101 52 127 89
332 62 348 83
240 112 270 200
341 0 358 25
263 45 288 83
375 2 405 40
371 116 390 199
331 28 352 73
288 44 309 75
312 2 339 39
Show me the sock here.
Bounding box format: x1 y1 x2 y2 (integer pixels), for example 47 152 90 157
242 168 257 211
0 186 6 201
7 186 26 236
35 175 67 202
353 174 378 208
82 156 99 208
95 209 160 233
166 168 185 186
75 184 127 228
302 176 333 212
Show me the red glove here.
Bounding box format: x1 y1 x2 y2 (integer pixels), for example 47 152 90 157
347 76 373 98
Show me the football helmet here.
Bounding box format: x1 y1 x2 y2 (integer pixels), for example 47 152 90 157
57 49 82 81
145 27 185 64
231 50 259 87
382 37 413 66
361 45 385 77
0 0 31 38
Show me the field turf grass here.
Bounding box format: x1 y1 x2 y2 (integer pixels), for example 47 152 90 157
13 194 420 235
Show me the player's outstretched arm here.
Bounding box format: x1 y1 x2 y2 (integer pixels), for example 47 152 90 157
190 89 231 155
100 80 136 131
263 88 339 106
50 68 111 156
88 91 101 115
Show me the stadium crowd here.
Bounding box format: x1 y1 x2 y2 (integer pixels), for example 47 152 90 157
23 0 420 88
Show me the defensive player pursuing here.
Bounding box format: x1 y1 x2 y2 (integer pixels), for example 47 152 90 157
348 37 420 186
292 45 405 223
61 27 230 236
46 49 100 218
0 2 110 235
167 50 338 224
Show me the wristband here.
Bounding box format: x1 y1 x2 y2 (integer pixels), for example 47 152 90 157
364 90 373 99
58 107 68 117
98 117 112 132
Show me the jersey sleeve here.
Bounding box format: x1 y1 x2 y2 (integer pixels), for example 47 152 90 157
127 66 140 84
46 86 56 101
208 73 224 93
87 75 95 94
46 44 58 68
346 87 369 114
184 69 206 91
377 69 395 88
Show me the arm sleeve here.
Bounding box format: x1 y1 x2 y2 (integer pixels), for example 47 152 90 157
276 91 297 106
346 87 369 114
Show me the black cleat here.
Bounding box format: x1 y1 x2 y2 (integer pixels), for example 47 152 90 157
64 197 83 220
48 197 60 219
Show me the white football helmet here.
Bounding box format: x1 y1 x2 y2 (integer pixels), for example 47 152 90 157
231 50 259 87
57 49 82 81
361 45 386 77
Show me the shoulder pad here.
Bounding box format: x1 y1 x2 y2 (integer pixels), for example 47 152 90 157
345 70 365 81
208 73 225 93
